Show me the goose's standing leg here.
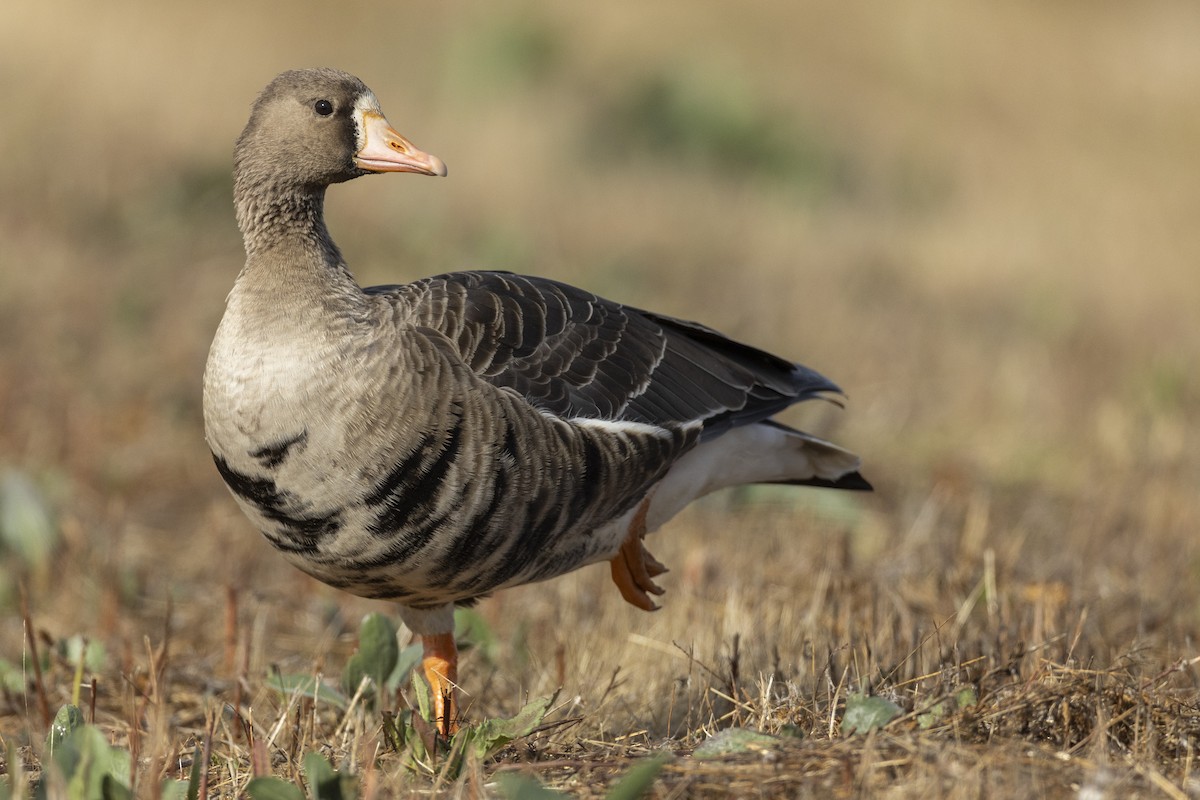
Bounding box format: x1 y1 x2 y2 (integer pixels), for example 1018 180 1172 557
420 632 459 736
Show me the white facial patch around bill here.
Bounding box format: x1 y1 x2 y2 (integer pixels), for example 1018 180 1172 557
352 91 384 149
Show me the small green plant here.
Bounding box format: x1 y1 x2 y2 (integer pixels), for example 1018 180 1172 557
246 752 357 800
339 609 496 711
39 723 132 800
265 672 350 711
263 611 552 783
240 687 553 796
339 613 421 709
382 671 553 778
592 68 850 199
840 694 903 735
692 727 781 760
917 687 979 730
452 607 499 665
0 470 59 579
269 614 426 712
495 754 669 800
44 704 86 757
28 704 200 800
0 658 24 692
57 635 107 675
447 12 562 93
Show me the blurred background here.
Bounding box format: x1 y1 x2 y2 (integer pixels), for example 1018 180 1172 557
1 0 1199 740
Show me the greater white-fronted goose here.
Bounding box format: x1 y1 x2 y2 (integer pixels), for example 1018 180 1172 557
203 68 870 735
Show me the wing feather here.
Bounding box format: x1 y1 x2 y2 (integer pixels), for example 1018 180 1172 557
380 271 839 438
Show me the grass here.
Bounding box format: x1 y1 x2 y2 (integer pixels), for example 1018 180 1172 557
2 1 1200 797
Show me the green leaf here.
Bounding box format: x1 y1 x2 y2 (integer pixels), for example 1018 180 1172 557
380 711 406 751
45 704 86 756
101 773 134 800
186 745 203 800
59 635 107 673
494 773 566 800
49 725 131 800
401 672 435 766
594 68 849 198
0 659 24 693
266 673 349 711
3 740 21 800
0 470 57 571
778 723 804 740
840 694 902 735
462 696 551 761
410 670 432 724
303 752 357 800
246 777 306 800
340 654 367 701
916 688 978 729
916 701 946 730
454 607 497 663
405 711 429 764
385 644 423 692
692 728 779 760
493 756 667 800
605 755 668 800
357 614 399 692
158 780 189 800
303 752 336 796
394 691 554 777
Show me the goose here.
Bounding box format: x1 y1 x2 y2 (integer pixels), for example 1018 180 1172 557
203 68 871 736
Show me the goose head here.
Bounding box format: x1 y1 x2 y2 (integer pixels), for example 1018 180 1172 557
233 68 445 250
236 68 446 187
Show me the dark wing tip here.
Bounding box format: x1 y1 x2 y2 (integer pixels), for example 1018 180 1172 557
783 471 874 492
790 363 844 399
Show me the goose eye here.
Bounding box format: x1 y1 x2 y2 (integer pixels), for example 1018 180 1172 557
314 99 334 116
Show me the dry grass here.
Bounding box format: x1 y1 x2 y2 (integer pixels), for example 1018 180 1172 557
1 1 1199 797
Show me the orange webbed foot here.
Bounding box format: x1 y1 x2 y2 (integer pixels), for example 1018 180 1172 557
609 498 668 611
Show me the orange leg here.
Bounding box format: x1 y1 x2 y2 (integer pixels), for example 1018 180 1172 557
609 498 668 611
420 632 459 736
